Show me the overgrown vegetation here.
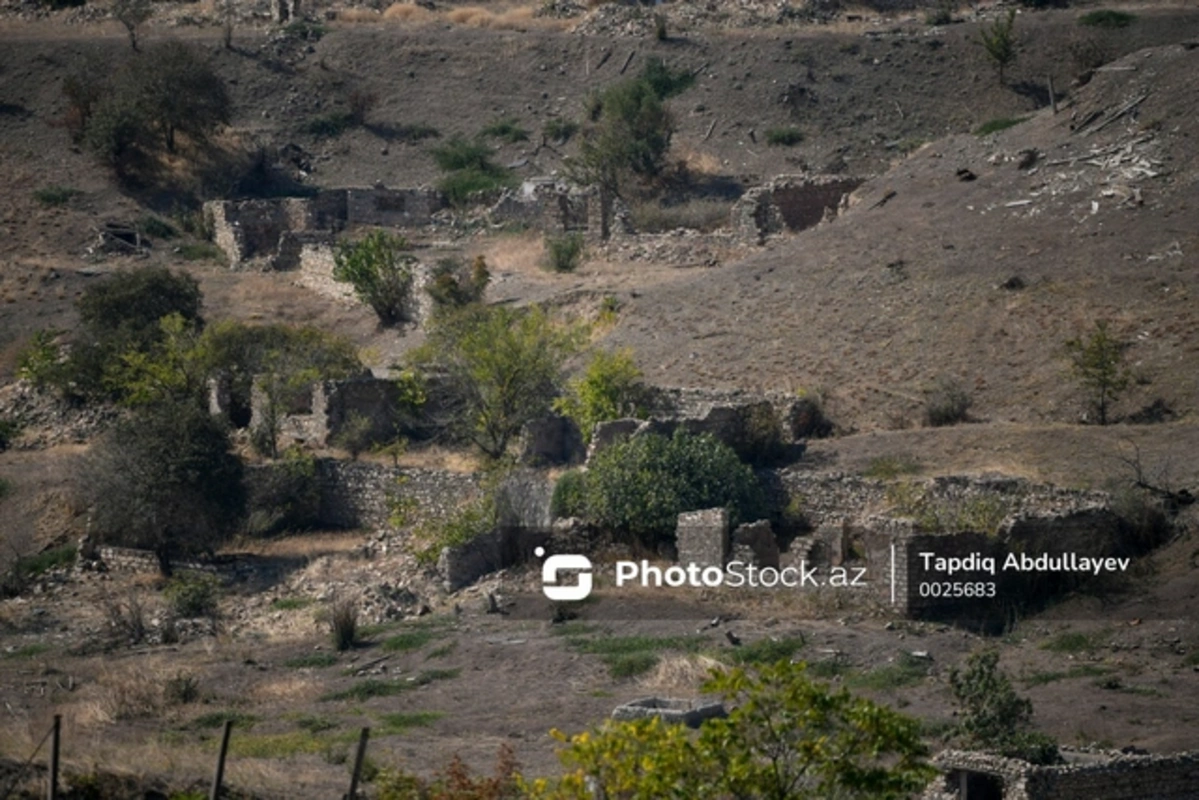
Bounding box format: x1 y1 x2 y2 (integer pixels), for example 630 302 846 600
333 231 417 326
431 136 515 206
975 116 1028 135
885 482 1010 534
1079 9 1135 28
33 186 82 207
536 661 935 798
164 572 221 618
85 401 244 571
543 232 585 273
950 650 1060 764
580 430 767 548
409 305 581 458
1065 320 1130 424
481 117 530 144
553 348 649 445
765 126 804 146
426 256 490 313
978 8 1018 83
924 376 972 426
330 597 359 652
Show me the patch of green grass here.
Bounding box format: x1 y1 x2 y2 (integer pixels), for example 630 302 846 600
4 643 50 659
606 652 659 679
437 167 514 207
138 216 177 240
1079 9 1135 28
765 127 804 147
320 669 461 702
426 640 458 660
1095 675 1163 696
284 652 339 669
187 711 257 730
12 545 76 580
178 243 224 263
806 659 850 679
1041 630 1106 654
974 116 1029 136
381 630 440 653
1024 664 1110 687
863 455 922 480
1183 650 1199 666
33 186 81 207
730 637 807 666
543 118 579 143
226 731 329 759
304 112 356 138
552 621 599 637
481 117 529 144
846 654 931 691
376 711 444 735
271 597 313 612
293 714 340 734
283 19 327 40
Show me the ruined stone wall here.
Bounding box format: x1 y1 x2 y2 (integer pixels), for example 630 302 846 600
928 749 1199 800
345 188 445 228
731 174 864 243
315 460 480 530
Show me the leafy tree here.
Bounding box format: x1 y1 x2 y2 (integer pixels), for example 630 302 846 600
107 313 210 406
411 305 581 458
979 8 1018 83
571 76 675 194
85 401 244 573
78 266 203 345
135 42 232 153
1064 320 1130 425
949 650 1059 765
531 661 936 799
333 231 417 326
552 348 648 444
583 430 767 547
112 0 153 51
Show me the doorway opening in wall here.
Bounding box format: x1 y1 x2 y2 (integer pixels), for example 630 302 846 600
954 769 1004 800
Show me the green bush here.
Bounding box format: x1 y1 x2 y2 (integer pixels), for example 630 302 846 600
950 650 1060 765
138 215 177 239
978 8 1018 83
640 58 695 100
426 256 490 311
543 118 579 143
331 412 374 460
583 430 767 546
765 127 803 146
245 446 320 536
1065 320 1130 425
304 112 355 138
333 231 416 326
0 416 21 452
924 376 972 427
543 232 585 273
330 596 358 651
974 116 1029 135
33 186 82 207
570 75 675 192
551 470 587 518
553 348 648 444
481 117 529 144
412 494 496 565
165 572 221 618
1079 9 1135 28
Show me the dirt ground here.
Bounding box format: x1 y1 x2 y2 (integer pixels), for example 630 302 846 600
2 0 1199 794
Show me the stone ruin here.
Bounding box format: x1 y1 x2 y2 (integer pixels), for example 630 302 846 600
611 697 727 728
731 174 865 244
923 748 1199 800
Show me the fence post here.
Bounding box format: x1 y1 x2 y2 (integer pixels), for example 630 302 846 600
347 727 371 800
210 719 233 800
47 715 60 800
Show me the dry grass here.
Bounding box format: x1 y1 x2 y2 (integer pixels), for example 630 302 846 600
249 675 323 704
444 4 555 30
478 231 547 277
91 661 177 724
673 145 722 177
222 531 365 559
383 2 436 22
638 654 725 692
337 6 382 22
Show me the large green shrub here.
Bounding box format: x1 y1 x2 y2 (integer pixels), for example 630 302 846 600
333 231 417 326
583 430 766 546
1065 320 1130 425
410 305 581 458
245 447 320 536
950 650 1060 765
553 349 648 444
